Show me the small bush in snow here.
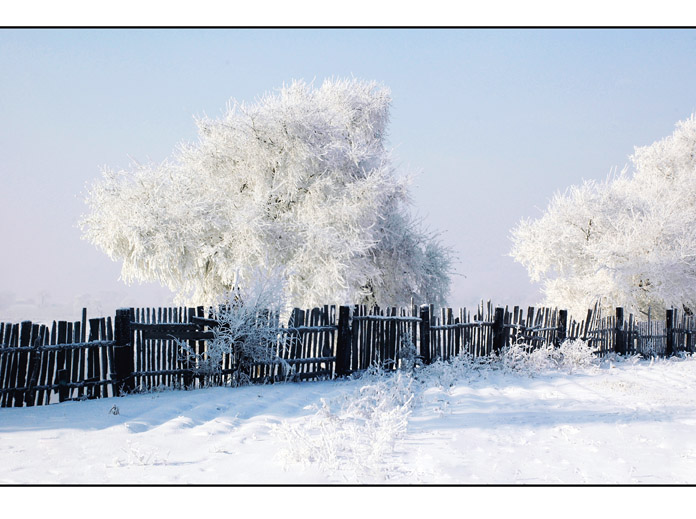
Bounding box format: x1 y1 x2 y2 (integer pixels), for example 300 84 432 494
500 339 597 375
557 339 597 372
395 331 419 371
177 268 294 385
274 366 414 482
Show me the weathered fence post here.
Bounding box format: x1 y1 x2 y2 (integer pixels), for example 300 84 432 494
88 318 101 399
614 307 625 355
665 308 674 356
113 308 135 396
492 307 506 355
582 308 593 341
25 325 42 407
335 306 352 377
57 368 69 402
12 321 32 407
420 305 431 364
556 310 568 347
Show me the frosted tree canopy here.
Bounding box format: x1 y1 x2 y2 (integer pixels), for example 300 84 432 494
81 79 451 308
511 114 696 319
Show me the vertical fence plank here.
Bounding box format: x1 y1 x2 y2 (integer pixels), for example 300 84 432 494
35 325 50 405
98 318 109 398
0 323 5 404
287 308 301 381
557 310 568 347
72 321 83 399
167 307 173 387
306 307 318 379
88 319 101 399
172 308 180 387
0 324 13 407
196 307 206 385
104 317 115 398
184 307 195 388
336 306 351 377
65 322 74 400
420 305 431 365
146 307 153 390
13 321 32 407
389 307 398 368
614 308 625 355
45 322 57 405
665 308 674 356
326 305 336 376
492 308 505 356
363 308 372 370
350 305 360 372
81 308 88 394
5 324 20 407
156 307 162 388
57 368 69 403
24 324 42 407
627 313 634 355
56 320 70 403
324 305 333 375
113 308 135 396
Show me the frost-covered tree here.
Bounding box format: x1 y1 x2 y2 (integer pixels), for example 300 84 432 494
511 114 696 319
81 79 451 308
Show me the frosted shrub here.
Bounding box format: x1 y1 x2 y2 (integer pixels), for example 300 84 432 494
395 331 419 371
274 367 415 482
500 339 597 375
501 343 559 375
557 339 597 372
178 268 293 385
413 351 484 389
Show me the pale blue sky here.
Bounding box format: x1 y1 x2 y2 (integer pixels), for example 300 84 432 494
2 28 696 321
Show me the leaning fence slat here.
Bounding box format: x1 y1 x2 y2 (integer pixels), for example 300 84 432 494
491 308 505 356
350 305 360 372
666 309 674 356
113 308 135 396
5 324 20 406
24 324 42 406
195 307 206 386
44 322 57 405
88 319 101 399
35 325 50 405
0 324 12 406
420 305 431 364
12 321 32 407
100 317 111 398
335 306 352 377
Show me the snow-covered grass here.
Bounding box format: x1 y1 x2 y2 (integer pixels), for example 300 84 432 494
2 342 696 484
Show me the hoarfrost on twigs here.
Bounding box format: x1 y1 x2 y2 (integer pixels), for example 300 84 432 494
511 113 696 319
81 78 452 309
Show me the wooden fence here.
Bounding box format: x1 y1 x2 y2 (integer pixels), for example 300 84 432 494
1 302 694 408
0 310 114 408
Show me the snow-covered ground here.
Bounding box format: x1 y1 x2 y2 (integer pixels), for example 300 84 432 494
2 344 696 484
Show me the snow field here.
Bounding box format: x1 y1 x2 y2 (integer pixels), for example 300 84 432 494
2 343 696 484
